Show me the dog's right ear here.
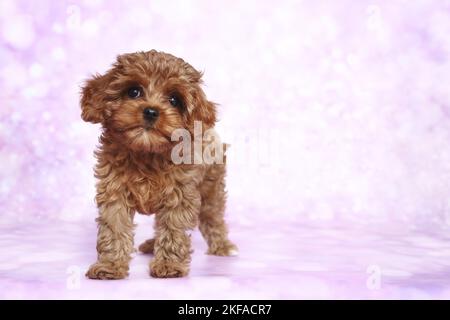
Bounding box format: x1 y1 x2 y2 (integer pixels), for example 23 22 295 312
80 74 109 124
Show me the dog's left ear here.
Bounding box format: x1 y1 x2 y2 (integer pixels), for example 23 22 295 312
191 86 217 128
80 73 110 124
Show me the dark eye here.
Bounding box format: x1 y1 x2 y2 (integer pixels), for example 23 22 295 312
168 94 182 108
127 86 143 99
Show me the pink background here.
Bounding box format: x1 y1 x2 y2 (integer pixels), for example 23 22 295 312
1 0 450 299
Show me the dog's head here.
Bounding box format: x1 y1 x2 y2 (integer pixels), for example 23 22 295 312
80 50 216 153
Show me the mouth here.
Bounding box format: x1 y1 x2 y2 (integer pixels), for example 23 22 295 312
141 124 163 137
114 124 145 132
131 125 173 144
115 122 157 133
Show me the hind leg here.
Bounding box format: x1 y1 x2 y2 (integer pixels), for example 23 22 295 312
138 238 155 254
199 164 237 256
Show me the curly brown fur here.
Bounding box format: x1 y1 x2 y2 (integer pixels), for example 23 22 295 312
81 50 237 279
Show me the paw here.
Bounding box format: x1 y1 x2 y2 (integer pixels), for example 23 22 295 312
138 238 155 254
86 262 128 280
207 241 239 256
150 260 189 278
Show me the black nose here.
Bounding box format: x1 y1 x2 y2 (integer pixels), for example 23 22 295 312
143 107 159 121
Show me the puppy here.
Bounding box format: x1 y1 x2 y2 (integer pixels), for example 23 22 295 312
81 50 237 279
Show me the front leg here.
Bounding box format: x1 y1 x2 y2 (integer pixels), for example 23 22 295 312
150 183 200 278
86 195 135 280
